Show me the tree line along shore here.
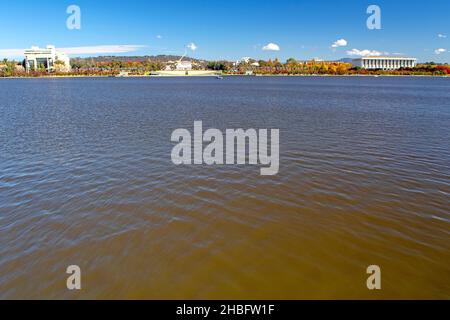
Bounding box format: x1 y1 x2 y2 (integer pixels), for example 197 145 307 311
1 57 449 77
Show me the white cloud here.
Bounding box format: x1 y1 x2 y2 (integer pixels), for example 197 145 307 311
434 48 447 55
187 43 197 51
0 45 147 59
0 48 25 58
156 35 163 39
346 49 383 57
331 39 348 48
262 43 280 51
438 34 447 38
59 45 147 55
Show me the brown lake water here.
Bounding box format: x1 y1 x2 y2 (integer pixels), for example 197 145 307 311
0 76 449 299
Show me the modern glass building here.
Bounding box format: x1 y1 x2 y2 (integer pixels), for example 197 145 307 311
24 45 71 72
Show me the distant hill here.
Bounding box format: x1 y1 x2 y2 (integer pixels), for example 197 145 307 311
337 58 354 63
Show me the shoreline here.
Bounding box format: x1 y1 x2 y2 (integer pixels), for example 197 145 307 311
0 74 448 79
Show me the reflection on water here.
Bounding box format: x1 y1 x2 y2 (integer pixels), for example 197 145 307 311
0 77 449 299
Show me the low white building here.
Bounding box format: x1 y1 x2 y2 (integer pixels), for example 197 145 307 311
352 56 417 70
25 45 71 72
176 60 192 71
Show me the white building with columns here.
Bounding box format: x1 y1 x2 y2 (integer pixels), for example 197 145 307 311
24 45 71 72
352 56 417 70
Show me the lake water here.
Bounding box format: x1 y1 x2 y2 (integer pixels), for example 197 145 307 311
0 76 449 299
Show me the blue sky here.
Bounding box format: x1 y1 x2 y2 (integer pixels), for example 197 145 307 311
0 0 449 62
